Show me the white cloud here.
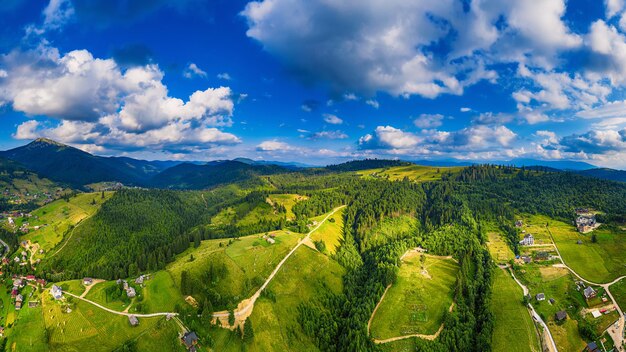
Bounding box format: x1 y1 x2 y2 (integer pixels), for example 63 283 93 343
2 44 240 152
183 63 207 78
460 107 471 112
413 114 444 129
242 0 581 98
536 130 558 144
256 140 295 152
217 72 232 80
309 130 348 140
358 126 421 150
365 99 379 109
323 113 343 125
42 0 74 31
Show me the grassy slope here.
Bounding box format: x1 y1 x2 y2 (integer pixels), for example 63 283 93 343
167 230 300 303
21 192 113 258
521 214 626 283
364 215 418 249
486 232 515 264
514 264 586 351
41 291 176 352
84 281 133 312
211 246 345 351
491 269 541 352
357 165 464 182
310 208 344 254
370 255 458 339
267 194 307 220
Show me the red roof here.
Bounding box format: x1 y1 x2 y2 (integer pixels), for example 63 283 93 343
26 275 35 280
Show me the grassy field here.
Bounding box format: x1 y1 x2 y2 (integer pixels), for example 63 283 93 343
167 229 301 306
370 254 458 339
487 232 515 264
491 268 541 352
207 246 345 351
310 208 344 254
141 271 186 313
6 304 48 352
57 280 86 296
20 192 113 259
84 281 134 312
357 165 464 183
267 194 307 220
41 290 177 352
514 264 587 351
523 213 626 283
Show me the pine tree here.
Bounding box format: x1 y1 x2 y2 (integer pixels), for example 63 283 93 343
242 319 254 341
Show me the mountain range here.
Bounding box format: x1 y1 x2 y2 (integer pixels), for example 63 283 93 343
0 138 624 188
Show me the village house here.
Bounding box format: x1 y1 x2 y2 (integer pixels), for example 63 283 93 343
25 275 35 281
182 331 199 352
521 255 532 264
515 220 523 228
583 286 597 300
51 285 63 300
266 237 276 244
585 342 600 352
519 234 534 246
555 310 567 322
15 294 23 310
128 315 139 326
576 214 597 233
536 293 545 301
126 287 136 298
83 278 93 286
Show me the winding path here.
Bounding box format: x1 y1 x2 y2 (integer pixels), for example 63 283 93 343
211 206 346 327
65 292 177 318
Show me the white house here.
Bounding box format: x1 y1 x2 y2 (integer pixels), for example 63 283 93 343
50 285 63 300
519 234 534 246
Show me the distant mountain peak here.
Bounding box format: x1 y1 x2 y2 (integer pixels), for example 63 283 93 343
32 138 68 147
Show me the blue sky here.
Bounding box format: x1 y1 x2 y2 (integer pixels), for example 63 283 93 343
1 0 626 168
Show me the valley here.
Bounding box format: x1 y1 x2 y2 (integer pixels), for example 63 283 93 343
0 141 625 352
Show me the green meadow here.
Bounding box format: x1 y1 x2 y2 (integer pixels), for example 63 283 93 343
357 165 463 183
310 207 344 254
369 254 458 340
490 268 541 352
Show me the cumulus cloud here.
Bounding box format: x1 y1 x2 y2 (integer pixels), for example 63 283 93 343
2 44 240 153
413 114 444 129
242 0 583 99
559 129 626 154
256 140 295 152
358 126 421 150
323 114 343 125
183 63 207 78
308 130 348 140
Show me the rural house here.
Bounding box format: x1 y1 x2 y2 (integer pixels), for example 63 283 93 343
515 220 523 228
519 234 534 246
555 310 567 322
83 278 93 286
536 293 545 301
51 285 63 300
128 315 139 326
583 286 597 300
585 342 600 352
182 331 199 351
15 294 23 310
126 287 136 298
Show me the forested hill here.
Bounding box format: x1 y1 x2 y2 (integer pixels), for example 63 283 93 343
325 159 411 171
0 138 173 187
150 160 288 189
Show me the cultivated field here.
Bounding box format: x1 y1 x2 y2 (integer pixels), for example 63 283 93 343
491 268 541 352
369 253 458 340
487 232 515 263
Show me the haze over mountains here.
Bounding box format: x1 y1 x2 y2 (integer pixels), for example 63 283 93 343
0 138 624 188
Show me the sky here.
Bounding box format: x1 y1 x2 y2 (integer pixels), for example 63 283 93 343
1 0 626 168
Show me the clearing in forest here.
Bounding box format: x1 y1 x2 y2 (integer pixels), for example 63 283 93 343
369 253 458 340
357 165 463 182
